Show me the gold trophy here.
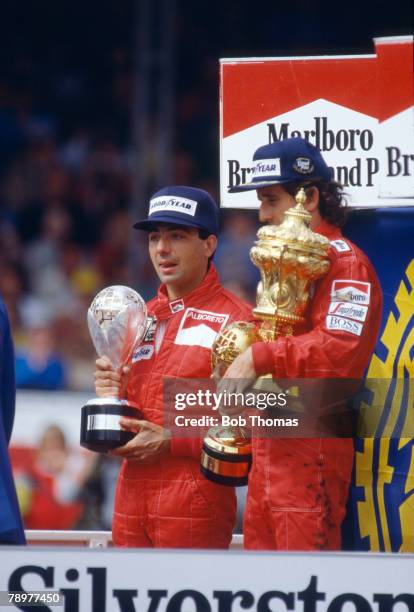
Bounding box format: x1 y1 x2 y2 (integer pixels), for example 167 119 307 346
200 321 259 486
201 189 331 485
250 188 331 340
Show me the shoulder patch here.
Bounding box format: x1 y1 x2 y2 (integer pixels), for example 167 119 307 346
328 301 368 322
174 308 229 348
330 239 351 253
331 279 371 306
326 315 363 336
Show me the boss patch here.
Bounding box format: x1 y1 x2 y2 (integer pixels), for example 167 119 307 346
326 315 363 336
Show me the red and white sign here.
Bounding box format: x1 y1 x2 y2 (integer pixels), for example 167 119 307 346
376 37 414 198
220 36 414 208
174 308 229 348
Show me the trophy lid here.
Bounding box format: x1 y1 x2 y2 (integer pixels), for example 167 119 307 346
253 188 330 256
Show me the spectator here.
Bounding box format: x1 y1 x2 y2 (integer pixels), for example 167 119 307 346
14 424 96 530
15 323 67 390
214 211 259 299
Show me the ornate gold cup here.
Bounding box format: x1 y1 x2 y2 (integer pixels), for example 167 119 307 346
200 188 331 486
250 188 331 341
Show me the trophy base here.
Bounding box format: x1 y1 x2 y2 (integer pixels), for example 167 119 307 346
80 398 142 453
200 432 252 487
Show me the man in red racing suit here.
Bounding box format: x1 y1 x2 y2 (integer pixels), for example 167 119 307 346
225 138 382 550
95 186 251 548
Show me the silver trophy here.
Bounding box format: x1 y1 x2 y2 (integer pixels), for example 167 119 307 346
80 285 147 452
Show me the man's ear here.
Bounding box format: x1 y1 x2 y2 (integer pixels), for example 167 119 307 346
304 186 320 213
205 234 218 258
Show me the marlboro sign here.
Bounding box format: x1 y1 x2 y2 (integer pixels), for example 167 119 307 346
220 36 414 208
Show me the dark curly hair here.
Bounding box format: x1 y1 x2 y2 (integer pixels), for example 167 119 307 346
283 180 348 227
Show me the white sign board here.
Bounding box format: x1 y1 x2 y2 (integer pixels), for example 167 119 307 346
220 36 414 208
1 548 413 611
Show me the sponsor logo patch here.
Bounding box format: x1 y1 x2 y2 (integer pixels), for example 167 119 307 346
330 239 351 253
331 280 371 305
293 156 314 174
328 301 368 322
132 344 154 362
252 158 281 178
326 315 363 336
174 308 229 348
169 299 184 314
149 195 197 217
144 316 157 342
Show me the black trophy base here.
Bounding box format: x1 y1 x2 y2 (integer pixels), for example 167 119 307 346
200 442 252 487
200 465 250 487
80 399 142 452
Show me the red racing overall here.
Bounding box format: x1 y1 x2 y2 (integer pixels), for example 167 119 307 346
247 220 383 550
113 265 251 547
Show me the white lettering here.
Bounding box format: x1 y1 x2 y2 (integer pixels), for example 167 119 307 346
188 311 227 323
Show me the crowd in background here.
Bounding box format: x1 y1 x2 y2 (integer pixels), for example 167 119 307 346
0 0 409 392
0 2 265 392
0 88 259 390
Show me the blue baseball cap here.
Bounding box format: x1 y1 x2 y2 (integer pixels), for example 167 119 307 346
134 186 219 236
228 137 333 192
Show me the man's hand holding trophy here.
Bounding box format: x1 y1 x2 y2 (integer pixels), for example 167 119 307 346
80 285 148 453
200 321 259 486
201 189 331 485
